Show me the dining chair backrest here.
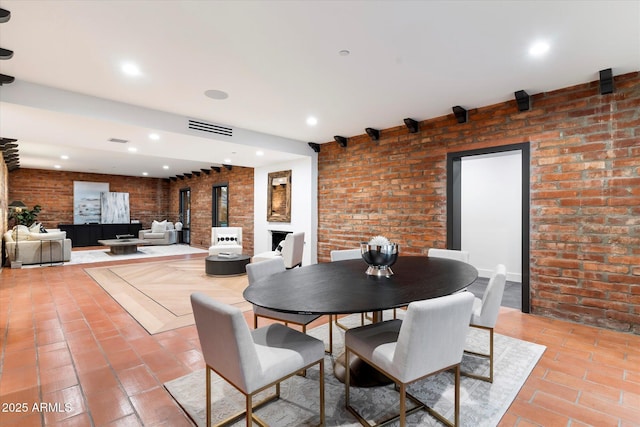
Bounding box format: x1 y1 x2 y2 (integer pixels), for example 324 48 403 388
393 291 475 382
246 257 286 285
190 292 260 393
281 231 305 268
428 248 470 263
330 248 361 262
473 264 507 328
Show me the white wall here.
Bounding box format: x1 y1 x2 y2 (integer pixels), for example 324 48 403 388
253 156 318 266
461 151 521 282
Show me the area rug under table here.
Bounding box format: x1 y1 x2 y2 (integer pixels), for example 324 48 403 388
86 258 252 334
165 313 546 426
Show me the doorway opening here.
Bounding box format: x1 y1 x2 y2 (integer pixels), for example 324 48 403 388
447 143 530 312
179 187 191 244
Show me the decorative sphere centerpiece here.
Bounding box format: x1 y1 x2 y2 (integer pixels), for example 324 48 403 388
361 235 399 278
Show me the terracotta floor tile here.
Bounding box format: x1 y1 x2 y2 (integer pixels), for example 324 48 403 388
0 411 43 427
38 347 73 372
84 386 135 426
532 391 619 426
108 348 144 372
2 255 640 426
71 348 109 375
128 387 184 426
78 366 120 396
100 414 143 427
39 364 79 394
579 390 640 425
41 385 88 425
118 365 160 396
2 347 37 371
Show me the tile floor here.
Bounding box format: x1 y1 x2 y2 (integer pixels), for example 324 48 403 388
1 254 639 426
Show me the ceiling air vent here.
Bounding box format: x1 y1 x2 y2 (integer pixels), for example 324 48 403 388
108 138 129 143
188 119 233 137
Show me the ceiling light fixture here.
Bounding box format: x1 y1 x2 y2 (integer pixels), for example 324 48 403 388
142 172 148 176
128 147 138 153
54 165 61 169
149 133 160 140
306 116 318 126
339 49 350 56
204 89 229 100
121 62 142 76
224 158 231 163
528 41 550 57
60 155 69 160
256 150 264 156
163 165 169 170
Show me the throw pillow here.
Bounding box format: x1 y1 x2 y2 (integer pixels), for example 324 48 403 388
217 234 238 245
40 224 48 233
12 225 30 241
151 220 167 233
29 222 41 233
275 240 285 253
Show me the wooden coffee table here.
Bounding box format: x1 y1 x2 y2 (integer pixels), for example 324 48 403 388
98 238 147 255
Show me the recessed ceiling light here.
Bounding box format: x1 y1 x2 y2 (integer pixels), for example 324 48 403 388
256 150 264 156
529 41 550 57
149 133 160 140
54 165 61 169
128 147 138 153
142 172 148 176
60 155 69 160
224 158 232 164
339 49 350 56
306 116 318 126
204 89 229 100
163 165 169 170
121 62 142 76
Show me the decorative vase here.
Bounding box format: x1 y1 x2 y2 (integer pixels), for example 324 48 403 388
360 242 399 277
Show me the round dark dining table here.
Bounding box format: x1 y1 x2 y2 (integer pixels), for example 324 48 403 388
243 255 478 387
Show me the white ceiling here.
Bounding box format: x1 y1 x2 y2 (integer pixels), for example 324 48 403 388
1 0 639 178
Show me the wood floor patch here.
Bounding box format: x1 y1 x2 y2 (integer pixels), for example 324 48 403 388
86 259 252 334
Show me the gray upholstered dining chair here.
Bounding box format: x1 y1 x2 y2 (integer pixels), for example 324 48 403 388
246 257 333 354
427 248 470 263
330 248 367 330
190 292 325 427
344 291 475 427
463 263 507 383
253 231 305 269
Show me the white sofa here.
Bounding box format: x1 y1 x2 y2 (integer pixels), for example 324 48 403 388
209 227 243 255
3 225 72 265
138 220 177 245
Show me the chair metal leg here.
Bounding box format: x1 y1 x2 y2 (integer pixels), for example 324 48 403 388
206 367 212 427
319 359 325 425
461 325 494 383
399 383 406 427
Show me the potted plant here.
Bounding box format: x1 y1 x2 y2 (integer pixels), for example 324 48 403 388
10 204 42 227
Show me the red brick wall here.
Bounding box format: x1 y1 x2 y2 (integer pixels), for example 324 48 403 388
318 72 640 333
167 167 254 253
7 169 171 228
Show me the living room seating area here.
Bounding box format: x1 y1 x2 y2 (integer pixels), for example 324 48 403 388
138 220 177 245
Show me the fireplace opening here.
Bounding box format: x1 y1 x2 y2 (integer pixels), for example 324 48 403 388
270 230 291 251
